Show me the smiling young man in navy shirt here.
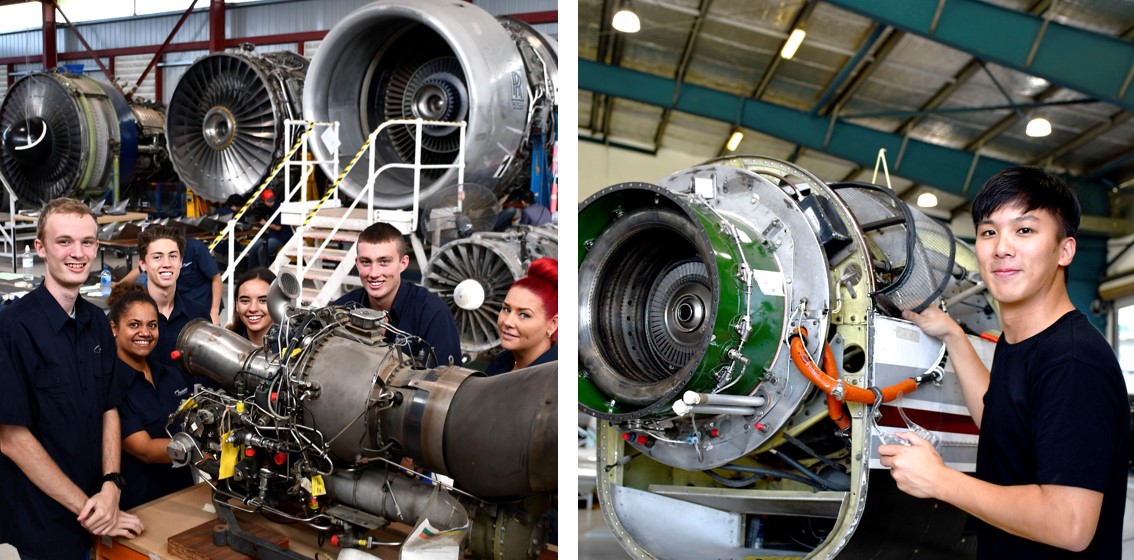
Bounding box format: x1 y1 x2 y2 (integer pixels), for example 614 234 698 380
0 198 144 559
334 222 460 367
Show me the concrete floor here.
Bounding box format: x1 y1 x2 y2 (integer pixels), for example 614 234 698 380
579 505 632 560
578 474 1134 559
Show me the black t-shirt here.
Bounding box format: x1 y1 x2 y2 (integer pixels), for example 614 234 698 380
977 310 1129 559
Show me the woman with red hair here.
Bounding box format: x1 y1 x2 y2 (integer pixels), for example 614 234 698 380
485 257 558 375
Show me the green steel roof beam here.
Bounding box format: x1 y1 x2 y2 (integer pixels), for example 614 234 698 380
825 0 1134 112
579 58 1111 217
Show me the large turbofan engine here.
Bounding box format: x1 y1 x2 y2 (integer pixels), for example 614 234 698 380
304 0 557 208
172 274 557 558
579 157 997 559
0 72 170 206
423 224 558 355
165 47 307 202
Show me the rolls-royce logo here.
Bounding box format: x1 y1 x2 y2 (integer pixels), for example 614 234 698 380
511 71 524 110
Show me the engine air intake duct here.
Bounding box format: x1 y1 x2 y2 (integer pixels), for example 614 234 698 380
165 48 308 202
303 0 557 207
579 181 790 422
0 72 172 205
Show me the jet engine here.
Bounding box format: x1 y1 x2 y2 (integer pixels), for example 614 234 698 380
423 224 558 356
579 156 997 559
165 47 308 202
303 0 558 208
172 273 557 559
0 71 170 206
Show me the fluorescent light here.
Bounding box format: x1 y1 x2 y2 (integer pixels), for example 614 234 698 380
726 130 744 151
1026 116 1052 137
781 29 806 60
612 9 640 33
917 192 938 208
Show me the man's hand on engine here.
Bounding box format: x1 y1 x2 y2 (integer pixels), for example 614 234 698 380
878 431 945 499
902 306 963 341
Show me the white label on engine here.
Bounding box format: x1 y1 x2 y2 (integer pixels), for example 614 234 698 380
751 269 785 297
694 177 715 199
320 126 340 153
895 325 921 342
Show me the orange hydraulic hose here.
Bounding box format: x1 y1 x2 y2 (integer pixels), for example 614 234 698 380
821 344 851 430
789 328 918 404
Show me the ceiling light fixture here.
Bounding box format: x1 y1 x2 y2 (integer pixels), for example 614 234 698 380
1025 116 1052 137
726 130 744 152
612 3 640 33
916 192 938 208
780 29 806 60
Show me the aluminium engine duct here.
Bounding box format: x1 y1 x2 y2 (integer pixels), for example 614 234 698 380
579 157 996 560
0 72 171 206
423 225 558 355
303 0 558 208
165 47 307 202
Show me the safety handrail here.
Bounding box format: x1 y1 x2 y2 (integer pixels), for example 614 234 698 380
279 118 467 306
0 173 19 273
217 120 339 324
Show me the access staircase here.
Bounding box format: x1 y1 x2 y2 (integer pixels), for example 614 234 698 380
207 118 466 318
273 205 368 306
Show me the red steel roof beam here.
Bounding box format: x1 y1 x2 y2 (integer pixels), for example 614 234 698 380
42 0 56 69
49 1 114 83
209 0 225 53
128 0 199 99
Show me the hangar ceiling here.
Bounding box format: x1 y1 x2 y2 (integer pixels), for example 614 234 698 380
579 0 1134 233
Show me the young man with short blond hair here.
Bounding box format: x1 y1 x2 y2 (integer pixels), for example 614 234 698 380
0 198 144 559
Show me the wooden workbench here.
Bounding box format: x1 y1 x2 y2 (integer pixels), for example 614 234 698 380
96 483 405 560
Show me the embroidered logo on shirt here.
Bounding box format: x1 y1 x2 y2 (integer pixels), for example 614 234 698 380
175 387 189 397
93 345 101 354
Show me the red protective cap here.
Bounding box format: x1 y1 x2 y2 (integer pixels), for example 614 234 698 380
170 349 182 360
331 534 340 547
244 448 255 457
273 452 286 465
621 432 632 441
635 434 648 445
709 428 720 438
270 392 278 402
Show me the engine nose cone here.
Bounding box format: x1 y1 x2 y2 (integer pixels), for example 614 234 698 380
3 117 52 166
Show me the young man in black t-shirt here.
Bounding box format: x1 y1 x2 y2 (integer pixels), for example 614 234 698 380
882 167 1129 558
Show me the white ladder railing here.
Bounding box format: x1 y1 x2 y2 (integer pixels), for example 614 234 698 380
212 120 341 325
0 173 20 272
276 117 467 307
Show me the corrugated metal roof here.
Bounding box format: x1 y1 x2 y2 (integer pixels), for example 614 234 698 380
580 0 1134 219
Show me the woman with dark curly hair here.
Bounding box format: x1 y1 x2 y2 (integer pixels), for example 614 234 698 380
107 283 194 509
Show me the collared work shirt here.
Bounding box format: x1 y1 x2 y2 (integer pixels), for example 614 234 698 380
0 284 121 559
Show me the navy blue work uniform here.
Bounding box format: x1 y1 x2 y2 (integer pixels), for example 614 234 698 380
116 356 194 510
0 284 122 559
484 343 558 376
136 237 220 313
153 291 209 370
335 282 461 367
